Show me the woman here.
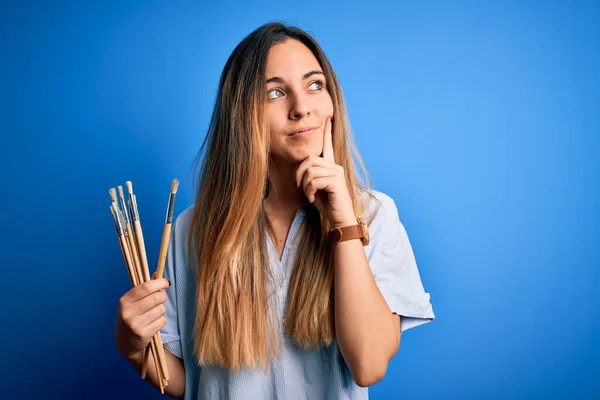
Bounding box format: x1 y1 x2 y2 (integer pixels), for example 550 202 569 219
115 22 434 399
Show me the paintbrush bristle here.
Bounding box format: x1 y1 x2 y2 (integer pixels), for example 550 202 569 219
118 185 125 199
109 188 117 202
126 181 133 194
171 179 179 193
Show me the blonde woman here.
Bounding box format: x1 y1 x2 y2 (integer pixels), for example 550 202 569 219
115 22 434 400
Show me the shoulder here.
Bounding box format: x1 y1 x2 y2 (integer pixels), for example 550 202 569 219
172 204 196 240
166 204 197 274
359 189 400 226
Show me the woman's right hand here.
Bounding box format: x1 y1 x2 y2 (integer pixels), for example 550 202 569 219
115 273 171 358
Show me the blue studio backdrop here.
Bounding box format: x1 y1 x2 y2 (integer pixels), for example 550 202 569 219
1 1 598 399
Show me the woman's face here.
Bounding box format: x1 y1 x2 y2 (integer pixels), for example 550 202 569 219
264 39 334 163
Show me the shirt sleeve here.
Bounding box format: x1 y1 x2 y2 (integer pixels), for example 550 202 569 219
365 193 435 333
160 221 183 359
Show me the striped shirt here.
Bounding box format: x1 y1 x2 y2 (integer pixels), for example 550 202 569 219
160 190 435 399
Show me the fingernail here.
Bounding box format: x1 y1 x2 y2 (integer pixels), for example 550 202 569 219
167 280 171 287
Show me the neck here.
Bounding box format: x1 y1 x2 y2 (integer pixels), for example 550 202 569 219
264 158 307 216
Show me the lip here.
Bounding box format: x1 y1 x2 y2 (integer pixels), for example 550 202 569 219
289 126 318 138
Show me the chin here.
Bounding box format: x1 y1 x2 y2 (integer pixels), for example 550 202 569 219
292 148 320 162
271 142 321 164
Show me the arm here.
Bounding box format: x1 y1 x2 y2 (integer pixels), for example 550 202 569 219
333 236 401 387
293 121 414 386
125 347 186 398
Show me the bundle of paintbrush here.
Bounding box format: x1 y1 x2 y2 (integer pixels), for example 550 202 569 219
109 179 179 394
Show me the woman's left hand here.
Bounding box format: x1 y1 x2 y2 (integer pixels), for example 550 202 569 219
295 117 357 229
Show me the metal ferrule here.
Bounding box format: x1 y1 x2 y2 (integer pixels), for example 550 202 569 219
111 208 121 235
116 209 127 236
118 210 128 234
119 196 130 225
112 207 125 236
165 193 176 223
129 196 140 221
128 200 134 224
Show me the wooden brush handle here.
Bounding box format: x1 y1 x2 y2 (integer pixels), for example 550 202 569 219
125 223 144 286
155 223 172 279
119 236 136 287
133 220 151 282
132 219 170 384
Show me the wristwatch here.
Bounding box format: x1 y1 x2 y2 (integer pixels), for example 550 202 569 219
329 216 370 246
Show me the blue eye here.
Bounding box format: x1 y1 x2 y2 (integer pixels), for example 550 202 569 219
308 80 324 91
268 89 283 100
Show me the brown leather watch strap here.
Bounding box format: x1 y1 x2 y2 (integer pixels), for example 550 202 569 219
329 218 369 246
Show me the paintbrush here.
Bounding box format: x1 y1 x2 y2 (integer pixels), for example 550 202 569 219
142 179 179 381
125 181 169 389
115 186 145 289
156 179 179 279
113 187 153 379
110 202 136 287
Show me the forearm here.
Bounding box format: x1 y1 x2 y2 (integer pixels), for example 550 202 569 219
333 238 400 387
126 347 186 398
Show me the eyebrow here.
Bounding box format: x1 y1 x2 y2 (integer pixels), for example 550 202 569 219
265 70 324 84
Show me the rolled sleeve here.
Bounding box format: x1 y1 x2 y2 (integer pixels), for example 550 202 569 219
366 192 435 332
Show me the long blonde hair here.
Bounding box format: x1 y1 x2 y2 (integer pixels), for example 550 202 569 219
189 22 376 371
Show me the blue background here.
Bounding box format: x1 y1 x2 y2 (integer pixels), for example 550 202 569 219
1 1 598 399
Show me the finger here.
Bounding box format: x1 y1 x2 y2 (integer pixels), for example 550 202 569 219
139 315 167 341
294 156 329 188
151 271 158 280
137 302 167 328
122 290 167 322
301 167 335 184
121 278 170 304
321 117 335 163
132 290 168 313
127 301 166 335
304 177 334 203
301 167 335 194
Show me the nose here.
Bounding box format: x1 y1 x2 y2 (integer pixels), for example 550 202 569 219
288 92 311 120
